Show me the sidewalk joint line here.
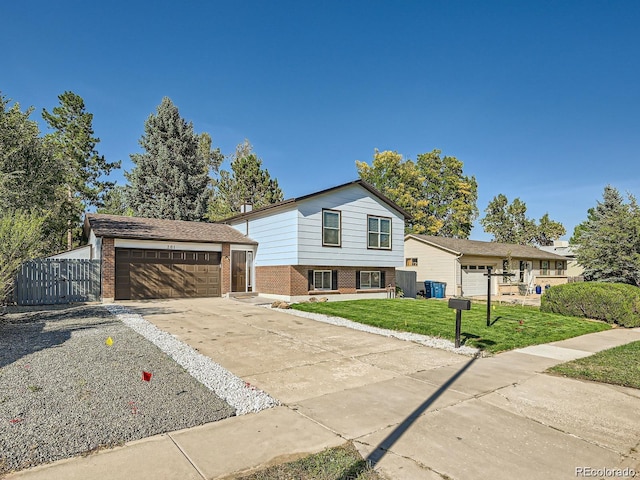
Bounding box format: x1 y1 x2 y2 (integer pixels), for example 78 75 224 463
167 433 208 480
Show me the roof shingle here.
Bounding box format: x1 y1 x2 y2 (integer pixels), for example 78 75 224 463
85 214 257 245
407 234 567 260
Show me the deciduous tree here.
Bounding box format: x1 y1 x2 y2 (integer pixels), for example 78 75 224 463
356 149 478 237
0 210 47 303
480 194 565 246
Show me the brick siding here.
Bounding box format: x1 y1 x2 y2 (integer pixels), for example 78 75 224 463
255 265 396 296
101 237 115 300
221 244 231 294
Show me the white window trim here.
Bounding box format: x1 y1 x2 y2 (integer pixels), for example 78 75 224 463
367 215 392 250
313 270 332 290
360 270 381 289
322 210 341 247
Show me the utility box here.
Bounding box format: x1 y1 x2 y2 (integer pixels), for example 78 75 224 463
448 298 471 310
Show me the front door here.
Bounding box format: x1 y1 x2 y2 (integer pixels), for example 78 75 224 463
231 250 247 292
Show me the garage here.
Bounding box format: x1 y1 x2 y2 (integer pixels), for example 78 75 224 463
461 265 491 297
115 248 221 300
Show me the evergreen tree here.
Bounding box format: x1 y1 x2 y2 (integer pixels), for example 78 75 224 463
357 149 478 237
97 185 133 216
43 91 120 249
126 97 222 221
572 186 640 285
208 140 283 220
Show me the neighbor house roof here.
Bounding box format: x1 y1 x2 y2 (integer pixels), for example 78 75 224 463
84 214 257 245
406 234 567 260
221 179 412 223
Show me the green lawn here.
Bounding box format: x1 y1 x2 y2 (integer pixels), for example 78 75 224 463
291 299 611 353
237 442 380 480
548 341 640 389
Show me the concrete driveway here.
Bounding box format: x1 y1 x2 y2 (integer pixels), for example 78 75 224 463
11 297 640 480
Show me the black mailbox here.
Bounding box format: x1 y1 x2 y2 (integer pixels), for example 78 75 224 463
448 298 471 310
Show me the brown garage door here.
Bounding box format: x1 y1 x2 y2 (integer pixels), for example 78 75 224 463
115 249 221 300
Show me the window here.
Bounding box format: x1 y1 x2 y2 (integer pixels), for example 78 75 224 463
405 258 418 266
556 261 565 276
360 271 381 289
502 259 510 282
368 216 391 249
322 210 341 246
313 270 332 290
541 260 549 275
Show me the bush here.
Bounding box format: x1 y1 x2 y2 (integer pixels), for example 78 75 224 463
541 282 640 327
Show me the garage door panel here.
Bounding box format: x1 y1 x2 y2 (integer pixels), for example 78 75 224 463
461 270 488 297
115 248 221 300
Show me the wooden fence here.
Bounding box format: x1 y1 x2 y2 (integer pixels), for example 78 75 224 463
14 259 101 305
395 270 417 298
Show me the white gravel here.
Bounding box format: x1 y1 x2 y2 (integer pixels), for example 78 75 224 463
273 306 482 356
104 304 278 415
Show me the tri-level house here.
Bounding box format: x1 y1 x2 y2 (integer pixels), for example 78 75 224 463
223 180 410 302
81 180 409 302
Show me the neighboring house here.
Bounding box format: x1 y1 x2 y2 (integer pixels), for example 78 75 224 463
223 180 410 302
47 245 93 260
83 214 257 301
401 234 569 297
538 240 583 279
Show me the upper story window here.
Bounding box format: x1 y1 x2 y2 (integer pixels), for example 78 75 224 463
368 215 391 249
322 210 341 247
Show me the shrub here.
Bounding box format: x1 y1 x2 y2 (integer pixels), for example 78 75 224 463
541 282 640 327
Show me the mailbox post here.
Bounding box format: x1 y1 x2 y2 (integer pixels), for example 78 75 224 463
448 298 471 348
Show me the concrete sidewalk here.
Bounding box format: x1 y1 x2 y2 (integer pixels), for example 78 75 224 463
7 298 640 480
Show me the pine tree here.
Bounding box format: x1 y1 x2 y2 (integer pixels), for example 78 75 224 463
126 97 222 221
42 91 120 248
208 140 283 220
572 186 640 285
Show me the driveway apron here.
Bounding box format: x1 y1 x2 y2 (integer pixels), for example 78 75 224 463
9 297 640 480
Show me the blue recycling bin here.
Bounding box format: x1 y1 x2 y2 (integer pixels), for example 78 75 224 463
535 285 542 294
433 282 446 298
423 280 433 298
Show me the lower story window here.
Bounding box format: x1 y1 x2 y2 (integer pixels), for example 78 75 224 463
314 270 332 290
360 271 381 289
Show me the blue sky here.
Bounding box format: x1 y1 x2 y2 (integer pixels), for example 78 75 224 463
3 0 639 240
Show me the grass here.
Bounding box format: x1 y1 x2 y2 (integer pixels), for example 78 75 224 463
291 298 611 353
236 442 381 480
548 341 640 389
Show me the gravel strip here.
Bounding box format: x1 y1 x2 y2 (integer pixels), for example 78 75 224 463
104 304 278 415
0 305 235 474
271 306 482 356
